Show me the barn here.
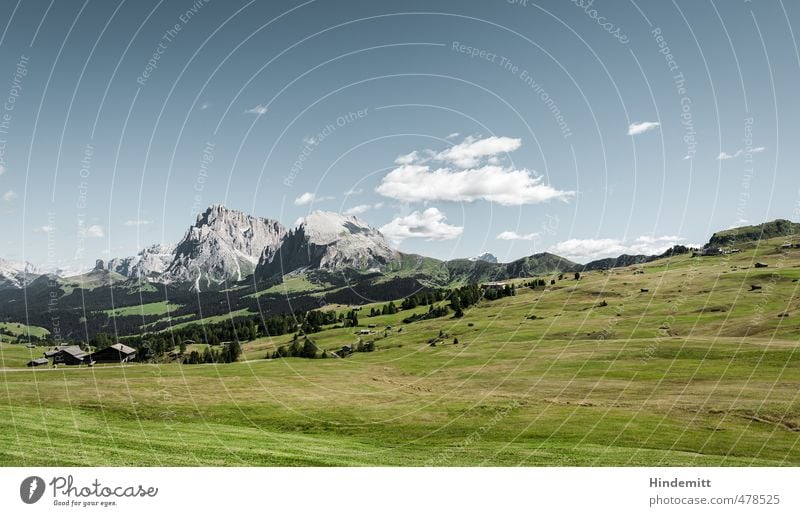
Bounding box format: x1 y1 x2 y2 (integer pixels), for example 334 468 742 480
44 345 89 366
26 358 48 367
89 343 137 364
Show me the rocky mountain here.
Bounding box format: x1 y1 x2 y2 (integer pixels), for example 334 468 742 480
104 243 177 280
469 252 498 263
0 258 40 290
160 204 287 290
256 211 398 279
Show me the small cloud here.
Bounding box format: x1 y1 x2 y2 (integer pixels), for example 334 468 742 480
303 136 317 146
124 219 152 226
379 207 463 245
716 146 765 161
34 225 56 234
294 192 316 205
344 187 363 196
717 150 742 160
81 224 105 238
394 151 421 165
245 104 268 115
435 135 521 168
497 230 537 241
446 132 460 139
344 202 384 216
627 121 660 136
344 204 371 215
200 102 210 110
294 192 334 206
727 218 749 229
0 164 5 176
2 190 17 202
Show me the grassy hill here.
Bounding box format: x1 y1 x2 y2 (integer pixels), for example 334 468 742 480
707 219 800 248
0 235 798 466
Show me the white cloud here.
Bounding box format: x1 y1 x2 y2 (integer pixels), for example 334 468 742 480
344 187 363 196
294 192 316 205
344 202 384 216
717 150 742 160
0 164 5 176
34 225 56 234
245 104 268 115
81 224 105 238
379 136 573 206
379 207 463 244
124 219 152 226
627 121 660 136
497 230 538 241
394 150 421 165
377 164 574 206
446 132 460 139
294 192 333 205
435 136 521 168
344 204 371 215
2 190 17 202
200 102 210 110
549 235 685 263
717 146 765 160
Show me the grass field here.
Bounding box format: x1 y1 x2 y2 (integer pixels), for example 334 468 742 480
101 300 182 317
0 322 50 339
1 238 798 466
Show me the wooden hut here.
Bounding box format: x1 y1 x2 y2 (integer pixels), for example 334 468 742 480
89 343 137 364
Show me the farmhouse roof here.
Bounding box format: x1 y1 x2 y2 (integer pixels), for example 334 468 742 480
110 343 136 355
58 346 88 358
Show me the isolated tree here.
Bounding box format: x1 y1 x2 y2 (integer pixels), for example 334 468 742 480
225 340 242 363
574 272 581 281
302 338 317 358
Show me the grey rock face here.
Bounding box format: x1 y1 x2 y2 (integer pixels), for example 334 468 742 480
256 211 397 279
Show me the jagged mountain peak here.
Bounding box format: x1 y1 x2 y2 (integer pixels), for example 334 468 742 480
256 210 398 279
105 242 177 280
0 258 40 290
298 210 384 245
159 205 286 290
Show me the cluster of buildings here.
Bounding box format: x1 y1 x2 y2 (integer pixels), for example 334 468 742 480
27 343 137 368
697 247 742 256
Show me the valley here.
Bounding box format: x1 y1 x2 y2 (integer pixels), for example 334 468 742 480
1 229 798 466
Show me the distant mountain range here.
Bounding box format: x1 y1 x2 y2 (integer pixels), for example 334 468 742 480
1 208 796 341
3 207 799 294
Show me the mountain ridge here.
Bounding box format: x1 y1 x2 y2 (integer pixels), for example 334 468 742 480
4 209 798 292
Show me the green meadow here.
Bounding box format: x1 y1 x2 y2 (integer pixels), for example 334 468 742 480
1 238 798 466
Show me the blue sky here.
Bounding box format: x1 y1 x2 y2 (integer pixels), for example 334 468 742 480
0 0 798 270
